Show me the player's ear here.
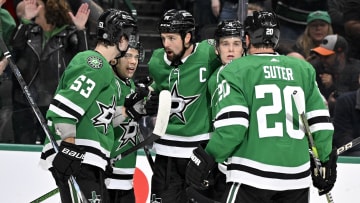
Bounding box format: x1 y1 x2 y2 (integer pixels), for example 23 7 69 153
110 59 118 66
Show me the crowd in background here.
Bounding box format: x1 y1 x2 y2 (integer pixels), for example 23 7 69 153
0 0 360 155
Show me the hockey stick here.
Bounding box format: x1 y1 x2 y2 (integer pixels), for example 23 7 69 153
138 125 155 172
30 188 59 203
0 38 88 203
111 90 171 164
292 91 334 203
237 0 248 23
337 136 360 155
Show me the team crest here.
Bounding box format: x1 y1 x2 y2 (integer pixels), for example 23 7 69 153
207 39 216 46
87 56 103 69
169 83 199 123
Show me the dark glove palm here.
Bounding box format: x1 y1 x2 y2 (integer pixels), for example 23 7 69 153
311 147 338 195
124 87 149 120
52 142 85 180
186 144 216 190
145 91 159 115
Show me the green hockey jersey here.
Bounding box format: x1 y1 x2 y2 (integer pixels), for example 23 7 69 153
206 53 334 191
208 64 226 122
106 77 139 190
40 50 116 171
148 39 221 158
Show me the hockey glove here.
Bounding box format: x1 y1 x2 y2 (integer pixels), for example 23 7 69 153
134 76 153 88
52 141 85 180
310 147 338 195
145 91 159 115
186 144 216 190
124 87 149 120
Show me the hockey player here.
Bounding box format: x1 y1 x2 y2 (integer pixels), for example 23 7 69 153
189 19 246 202
186 11 337 203
144 9 222 203
106 42 144 203
209 19 245 117
39 9 138 203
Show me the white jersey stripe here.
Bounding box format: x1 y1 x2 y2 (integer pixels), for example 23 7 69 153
54 94 85 115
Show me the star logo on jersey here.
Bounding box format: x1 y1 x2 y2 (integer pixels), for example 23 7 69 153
92 96 116 134
169 83 199 123
88 191 101 203
87 55 103 69
116 120 138 151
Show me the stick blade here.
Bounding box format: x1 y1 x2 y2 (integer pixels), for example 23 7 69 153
152 90 171 136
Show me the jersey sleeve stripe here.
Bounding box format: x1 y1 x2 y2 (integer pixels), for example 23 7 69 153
54 94 85 115
214 117 249 128
215 105 249 120
216 111 249 121
310 123 334 133
306 109 330 119
307 116 331 126
48 104 78 121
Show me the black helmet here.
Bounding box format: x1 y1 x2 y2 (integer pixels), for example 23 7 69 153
97 9 138 46
244 11 280 47
214 20 244 42
129 42 145 62
158 9 195 35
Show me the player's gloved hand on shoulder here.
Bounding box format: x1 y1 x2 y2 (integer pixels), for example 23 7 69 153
145 91 159 115
310 147 338 195
52 141 85 180
134 76 153 88
186 144 216 190
124 87 149 120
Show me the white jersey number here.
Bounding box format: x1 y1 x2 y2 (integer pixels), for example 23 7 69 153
255 84 305 139
70 75 96 98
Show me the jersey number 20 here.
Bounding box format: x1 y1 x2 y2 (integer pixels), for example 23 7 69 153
256 84 305 139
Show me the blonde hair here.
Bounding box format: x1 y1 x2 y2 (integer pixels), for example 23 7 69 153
295 25 333 58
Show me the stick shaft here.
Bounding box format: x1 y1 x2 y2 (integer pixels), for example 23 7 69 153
0 37 88 203
292 91 334 203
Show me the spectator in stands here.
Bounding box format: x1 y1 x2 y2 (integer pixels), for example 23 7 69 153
343 0 360 60
11 0 89 144
333 72 360 156
293 10 333 60
0 0 16 143
211 0 265 21
272 0 328 42
0 0 16 75
327 0 345 36
311 34 360 117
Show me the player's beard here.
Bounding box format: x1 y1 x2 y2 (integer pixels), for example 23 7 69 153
168 44 187 67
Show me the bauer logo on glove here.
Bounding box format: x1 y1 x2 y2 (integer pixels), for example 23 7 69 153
60 147 85 159
186 144 216 190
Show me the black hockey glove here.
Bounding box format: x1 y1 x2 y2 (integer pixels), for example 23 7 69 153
310 147 338 195
134 76 153 88
124 87 149 120
186 144 216 190
145 91 159 116
52 141 85 180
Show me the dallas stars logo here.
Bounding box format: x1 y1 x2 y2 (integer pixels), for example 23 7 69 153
92 97 116 134
87 55 103 69
170 83 199 123
116 120 138 151
88 191 101 203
